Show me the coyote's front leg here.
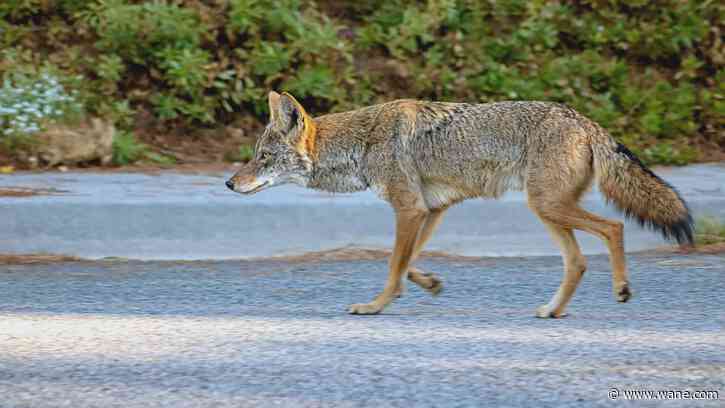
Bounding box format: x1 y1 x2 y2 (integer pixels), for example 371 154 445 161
406 267 443 295
349 208 427 314
390 268 442 298
395 207 448 297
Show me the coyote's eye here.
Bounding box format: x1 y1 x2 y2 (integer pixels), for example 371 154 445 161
259 151 271 162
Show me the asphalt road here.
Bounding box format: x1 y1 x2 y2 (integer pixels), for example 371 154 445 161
3 163 725 259
1 252 723 407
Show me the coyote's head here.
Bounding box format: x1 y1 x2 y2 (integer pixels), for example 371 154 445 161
226 91 316 195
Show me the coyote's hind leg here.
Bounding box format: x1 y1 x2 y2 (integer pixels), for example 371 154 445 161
555 206 630 303
534 221 587 318
526 128 630 317
528 186 630 317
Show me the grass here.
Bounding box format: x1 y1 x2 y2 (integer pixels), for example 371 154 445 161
112 131 175 166
694 216 725 245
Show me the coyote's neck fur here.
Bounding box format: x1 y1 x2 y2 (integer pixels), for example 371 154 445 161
305 106 382 193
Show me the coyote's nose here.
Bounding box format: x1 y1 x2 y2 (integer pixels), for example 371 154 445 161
225 180 234 190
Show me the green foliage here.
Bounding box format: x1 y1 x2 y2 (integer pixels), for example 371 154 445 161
642 142 698 166
95 54 124 83
282 65 337 100
78 1 220 123
0 0 41 19
143 150 176 166
225 144 255 163
151 46 214 122
111 130 175 165
111 130 145 165
228 0 302 36
694 216 725 245
238 145 255 162
84 1 204 62
2 0 722 165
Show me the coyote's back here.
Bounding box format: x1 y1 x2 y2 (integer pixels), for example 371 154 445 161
361 99 692 244
394 101 545 206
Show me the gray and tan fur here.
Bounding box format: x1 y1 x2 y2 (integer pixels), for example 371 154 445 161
227 91 693 317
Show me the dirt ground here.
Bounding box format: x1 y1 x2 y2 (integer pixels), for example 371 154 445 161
2 243 724 266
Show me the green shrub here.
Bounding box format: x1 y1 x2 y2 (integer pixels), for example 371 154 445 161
86 1 204 63
79 1 220 123
143 150 176 166
95 54 124 83
247 42 292 77
111 130 145 165
642 142 698 166
225 144 255 163
282 65 337 100
112 131 175 165
0 0 41 20
151 46 215 122
2 0 722 166
228 0 302 37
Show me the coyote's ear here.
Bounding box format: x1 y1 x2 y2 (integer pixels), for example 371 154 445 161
276 92 306 131
268 91 282 123
278 92 316 157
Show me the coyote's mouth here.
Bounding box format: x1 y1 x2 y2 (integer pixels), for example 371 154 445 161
241 181 269 195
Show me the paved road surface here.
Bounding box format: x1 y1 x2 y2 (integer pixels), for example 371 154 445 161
2 164 725 259
1 252 723 407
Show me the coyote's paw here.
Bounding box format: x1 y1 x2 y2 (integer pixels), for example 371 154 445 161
535 305 568 319
421 273 443 296
348 302 383 315
615 283 632 303
408 268 443 296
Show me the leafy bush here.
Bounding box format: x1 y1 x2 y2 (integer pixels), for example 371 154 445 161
112 130 175 166
642 142 698 166
111 130 145 165
85 1 204 63
224 144 255 163
0 0 40 19
1 0 722 165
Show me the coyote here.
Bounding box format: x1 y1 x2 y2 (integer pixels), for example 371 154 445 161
226 91 693 317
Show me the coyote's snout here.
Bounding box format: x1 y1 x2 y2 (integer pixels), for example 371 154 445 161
227 91 694 318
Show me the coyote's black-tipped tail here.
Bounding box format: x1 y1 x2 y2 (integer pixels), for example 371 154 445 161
592 142 694 245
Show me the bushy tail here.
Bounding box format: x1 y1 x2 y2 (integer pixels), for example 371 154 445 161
591 141 694 245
